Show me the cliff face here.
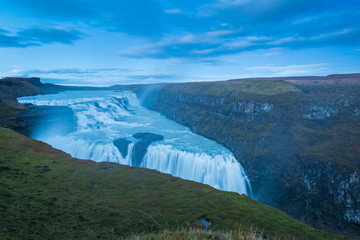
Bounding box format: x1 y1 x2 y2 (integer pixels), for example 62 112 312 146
146 79 360 238
0 77 63 99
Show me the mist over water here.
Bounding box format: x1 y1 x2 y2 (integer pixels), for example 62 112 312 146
19 90 251 196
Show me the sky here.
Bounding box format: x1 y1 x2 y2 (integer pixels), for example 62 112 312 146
0 0 359 86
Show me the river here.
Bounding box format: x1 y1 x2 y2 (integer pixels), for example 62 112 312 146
19 90 251 195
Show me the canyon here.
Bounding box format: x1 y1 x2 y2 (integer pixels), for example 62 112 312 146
1 75 359 239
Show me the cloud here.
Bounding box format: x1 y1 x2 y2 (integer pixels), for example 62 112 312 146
18 27 85 44
116 25 360 59
34 78 115 87
126 74 180 82
4 0 206 35
1 68 131 80
0 33 35 48
2 0 360 60
6 0 95 20
164 9 184 15
116 30 237 58
0 29 10 34
198 0 358 21
247 63 330 76
17 74 183 86
0 27 84 48
0 67 152 86
107 1 360 59
22 68 128 75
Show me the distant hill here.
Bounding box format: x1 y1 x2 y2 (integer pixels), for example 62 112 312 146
229 73 360 85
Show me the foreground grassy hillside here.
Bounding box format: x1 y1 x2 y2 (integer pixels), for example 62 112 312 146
0 127 346 239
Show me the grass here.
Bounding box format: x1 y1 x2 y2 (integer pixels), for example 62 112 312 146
162 80 302 99
128 228 274 240
0 99 27 119
0 127 347 240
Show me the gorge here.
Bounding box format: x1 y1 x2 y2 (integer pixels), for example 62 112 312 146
1 76 359 239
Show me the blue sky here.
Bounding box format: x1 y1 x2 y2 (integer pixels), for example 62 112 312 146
0 0 359 86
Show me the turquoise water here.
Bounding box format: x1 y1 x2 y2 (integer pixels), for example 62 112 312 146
19 90 251 195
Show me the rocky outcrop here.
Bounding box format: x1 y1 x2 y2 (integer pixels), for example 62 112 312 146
175 93 274 121
113 138 131 158
299 97 359 120
113 133 165 166
132 132 164 166
0 77 63 100
298 161 360 226
144 81 360 238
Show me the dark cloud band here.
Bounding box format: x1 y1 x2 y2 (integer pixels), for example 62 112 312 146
0 27 84 48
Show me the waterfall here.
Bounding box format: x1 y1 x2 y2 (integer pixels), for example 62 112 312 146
18 90 252 196
142 144 251 194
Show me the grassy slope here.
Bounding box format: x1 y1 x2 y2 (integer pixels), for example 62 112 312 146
0 127 346 240
163 80 302 99
0 99 27 119
128 228 283 240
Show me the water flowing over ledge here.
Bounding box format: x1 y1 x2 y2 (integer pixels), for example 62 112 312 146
19 90 252 196
142 144 250 194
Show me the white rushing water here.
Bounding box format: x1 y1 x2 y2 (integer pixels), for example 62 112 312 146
19 90 252 195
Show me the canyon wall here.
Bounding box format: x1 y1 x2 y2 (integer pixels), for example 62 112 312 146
143 80 360 237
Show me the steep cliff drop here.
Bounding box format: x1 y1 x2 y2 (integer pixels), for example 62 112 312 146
143 79 360 238
18 90 252 196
